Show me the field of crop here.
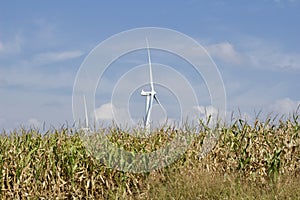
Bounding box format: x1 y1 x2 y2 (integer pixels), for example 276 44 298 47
0 114 299 199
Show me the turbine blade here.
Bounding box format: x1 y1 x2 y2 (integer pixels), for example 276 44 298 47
145 94 155 127
146 38 154 91
144 104 151 126
154 94 161 105
154 95 167 117
83 95 88 128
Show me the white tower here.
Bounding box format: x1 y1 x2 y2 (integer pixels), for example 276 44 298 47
141 39 162 133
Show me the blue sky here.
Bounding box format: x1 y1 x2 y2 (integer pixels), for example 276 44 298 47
0 0 300 129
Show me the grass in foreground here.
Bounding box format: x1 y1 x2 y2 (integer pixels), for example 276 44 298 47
0 115 299 199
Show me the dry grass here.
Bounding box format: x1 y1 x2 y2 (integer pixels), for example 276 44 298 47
0 115 299 199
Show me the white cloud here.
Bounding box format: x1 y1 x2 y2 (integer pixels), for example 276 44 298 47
94 103 131 124
33 50 84 64
0 35 23 55
0 50 84 92
195 105 218 118
268 98 300 115
193 105 221 126
204 37 300 70
206 42 242 64
94 103 131 127
94 103 115 120
246 45 300 70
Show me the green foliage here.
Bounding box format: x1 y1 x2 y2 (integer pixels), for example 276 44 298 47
0 115 299 199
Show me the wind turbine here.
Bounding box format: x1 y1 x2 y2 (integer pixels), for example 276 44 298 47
82 95 90 132
141 39 162 132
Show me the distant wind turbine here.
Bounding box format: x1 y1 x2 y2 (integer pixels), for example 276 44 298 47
82 95 90 132
141 38 163 132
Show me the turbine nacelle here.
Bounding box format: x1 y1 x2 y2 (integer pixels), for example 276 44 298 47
141 89 156 96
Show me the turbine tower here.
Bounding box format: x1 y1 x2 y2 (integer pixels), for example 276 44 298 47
141 38 162 132
82 94 90 132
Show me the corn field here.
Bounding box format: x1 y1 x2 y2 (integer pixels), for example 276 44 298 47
0 114 299 199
